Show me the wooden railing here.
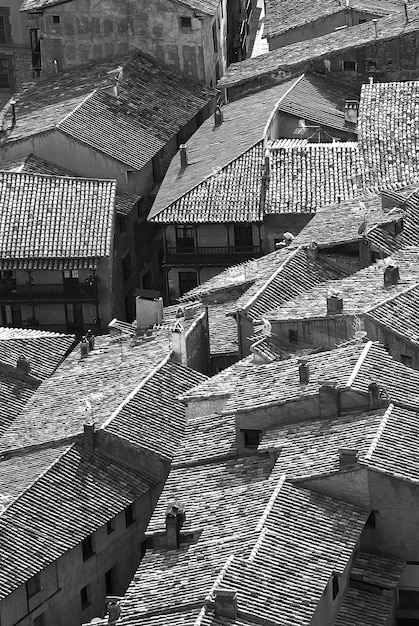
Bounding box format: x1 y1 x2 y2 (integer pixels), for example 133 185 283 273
166 245 262 266
0 281 97 300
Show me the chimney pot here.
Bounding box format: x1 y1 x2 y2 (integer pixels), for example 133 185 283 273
306 241 318 263
80 336 90 358
16 355 30 374
326 291 343 314
369 76 374 85
83 423 96 450
383 263 400 286
85 329 95 350
180 144 188 168
298 358 309 385
214 105 223 126
215 589 237 619
166 502 185 550
368 381 380 410
344 100 360 124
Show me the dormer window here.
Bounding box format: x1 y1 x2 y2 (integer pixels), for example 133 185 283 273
242 429 262 449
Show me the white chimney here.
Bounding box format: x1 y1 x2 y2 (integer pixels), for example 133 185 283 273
171 323 187 365
344 100 360 124
136 293 163 330
180 144 188 168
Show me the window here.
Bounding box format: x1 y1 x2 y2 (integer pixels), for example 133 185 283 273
1 304 21 326
180 16 192 29
401 354 413 367
365 511 377 528
107 519 115 535
178 271 198 296
80 585 91 610
332 575 339 600
52 15 60 23
242 429 262 449
367 59 377 71
81 535 95 561
0 58 9 88
63 269 79 279
342 60 357 71
26 573 41 598
34 614 45 626
212 22 218 52
234 225 253 250
288 329 298 344
122 253 132 279
125 504 135 527
66 302 83 325
105 566 117 595
176 225 195 249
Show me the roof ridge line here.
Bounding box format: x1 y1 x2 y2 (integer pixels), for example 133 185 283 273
262 74 304 143
100 353 171 430
205 553 236 601
239 246 303 314
365 280 419 314
57 88 96 129
0 440 74 517
345 340 373 388
150 138 265 221
255 473 286 533
362 403 393 462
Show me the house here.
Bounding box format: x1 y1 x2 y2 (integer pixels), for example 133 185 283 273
149 72 361 300
264 0 402 50
0 300 209 626
18 0 238 86
219 4 419 100
0 0 32 106
109 336 419 625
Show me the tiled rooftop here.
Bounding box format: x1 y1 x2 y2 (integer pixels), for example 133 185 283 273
359 81 419 190
350 551 405 588
0 153 140 217
266 139 362 214
266 247 419 321
0 171 116 269
333 589 393 626
264 0 401 38
261 408 386 480
6 53 215 171
219 5 419 88
0 441 156 601
366 283 419 346
149 77 299 220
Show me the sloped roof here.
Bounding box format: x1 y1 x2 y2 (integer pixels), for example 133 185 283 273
21 0 221 15
366 186 419 253
6 52 215 171
264 0 402 39
219 5 419 89
366 283 419 346
266 247 419 321
334 589 393 626
0 334 74 380
0 442 156 601
0 171 116 268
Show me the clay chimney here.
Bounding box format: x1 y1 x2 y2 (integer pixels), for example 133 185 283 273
383 263 400 286
80 336 90 358
215 590 237 619
16 355 30 375
344 100 360 124
339 448 358 469
306 241 318 263
85 329 95 350
214 105 223 126
368 381 380 410
298 358 309 385
171 322 187 365
166 502 185 550
180 144 188 168
326 291 343 314
83 423 96 450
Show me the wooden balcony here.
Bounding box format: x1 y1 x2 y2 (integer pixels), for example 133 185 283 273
0 281 97 302
165 245 262 267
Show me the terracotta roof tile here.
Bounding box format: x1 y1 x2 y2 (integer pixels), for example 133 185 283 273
350 551 405 588
0 171 116 267
366 283 419 346
334 588 394 626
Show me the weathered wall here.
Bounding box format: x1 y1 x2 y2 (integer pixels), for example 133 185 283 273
262 213 312 252
32 0 227 84
299 467 370 508
270 315 355 351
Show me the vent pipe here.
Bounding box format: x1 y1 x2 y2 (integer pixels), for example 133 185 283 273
180 144 188 168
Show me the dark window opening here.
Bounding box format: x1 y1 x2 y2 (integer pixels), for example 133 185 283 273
234 225 253 249
125 504 135 527
80 585 91 610
66 302 83 326
332 575 339 600
30 28 41 75
53 15 60 23
118 215 126 233
365 511 377 528
26 573 41 598
387 59 393 65
179 271 198 296
81 535 95 561
1 303 21 326
176 225 195 249
0 58 9 88
105 566 117 595
242 429 262 449
401 354 413 367
180 16 192 28
107 519 115 535
289 329 298 344
212 22 218 52
367 60 377 71
0 16 6 44
343 60 357 71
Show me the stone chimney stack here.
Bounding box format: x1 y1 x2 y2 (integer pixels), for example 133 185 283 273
180 144 188 168
16 355 30 375
383 263 400 287
298 358 309 385
344 100 360 124
166 502 185 550
83 423 96 450
339 448 358 470
326 290 343 315
306 241 318 263
171 322 187 366
215 590 237 619
368 381 380 410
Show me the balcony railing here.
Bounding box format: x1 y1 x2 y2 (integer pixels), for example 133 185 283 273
398 587 419 609
0 281 97 301
165 245 262 266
